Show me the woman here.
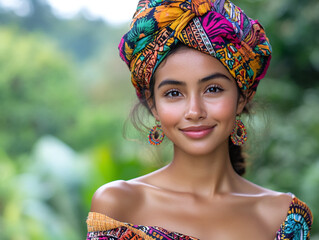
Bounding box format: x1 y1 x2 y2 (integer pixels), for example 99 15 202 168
87 0 313 239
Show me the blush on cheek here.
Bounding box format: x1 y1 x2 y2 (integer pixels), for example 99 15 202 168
207 98 237 119
157 104 182 123
206 98 238 135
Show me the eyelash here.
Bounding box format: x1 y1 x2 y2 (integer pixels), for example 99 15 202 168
205 85 224 93
163 85 224 98
164 89 181 98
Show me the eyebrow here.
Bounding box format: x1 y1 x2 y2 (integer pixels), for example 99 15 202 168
158 80 185 89
200 73 231 83
157 73 231 89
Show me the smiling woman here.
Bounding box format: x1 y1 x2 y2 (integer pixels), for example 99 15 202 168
86 0 313 239
149 46 244 158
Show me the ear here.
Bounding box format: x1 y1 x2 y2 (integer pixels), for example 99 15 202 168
236 93 247 115
145 90 160 120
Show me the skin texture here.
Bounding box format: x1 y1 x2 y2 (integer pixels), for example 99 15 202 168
91 47 293 240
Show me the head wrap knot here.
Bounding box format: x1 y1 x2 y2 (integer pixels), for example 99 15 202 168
119 0 272 100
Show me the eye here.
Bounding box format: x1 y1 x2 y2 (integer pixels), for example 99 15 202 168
205 85 223 93
164 89 182 98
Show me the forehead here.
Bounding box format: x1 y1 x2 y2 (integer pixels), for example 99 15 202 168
154 47 234 85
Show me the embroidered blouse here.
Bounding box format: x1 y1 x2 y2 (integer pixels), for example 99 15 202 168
86 196 313 240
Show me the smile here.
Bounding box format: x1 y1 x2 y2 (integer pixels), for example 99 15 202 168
180 125 215 139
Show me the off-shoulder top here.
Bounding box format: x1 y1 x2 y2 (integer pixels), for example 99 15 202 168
86 195 313 240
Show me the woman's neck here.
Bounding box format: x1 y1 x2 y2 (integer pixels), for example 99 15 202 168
161 141 241 198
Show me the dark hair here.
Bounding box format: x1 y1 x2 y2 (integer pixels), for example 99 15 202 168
130 44 251 176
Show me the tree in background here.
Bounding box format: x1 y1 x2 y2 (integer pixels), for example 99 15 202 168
0 28 81 156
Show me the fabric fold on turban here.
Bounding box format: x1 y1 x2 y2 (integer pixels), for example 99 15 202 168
119 0 272 100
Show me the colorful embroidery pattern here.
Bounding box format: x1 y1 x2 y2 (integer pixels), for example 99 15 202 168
87 226 198 240
275 197 313 240
86 212 198 240
118 0 272 100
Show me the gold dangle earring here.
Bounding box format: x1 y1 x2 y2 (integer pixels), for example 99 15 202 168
230 117 247 146
148 120 165 145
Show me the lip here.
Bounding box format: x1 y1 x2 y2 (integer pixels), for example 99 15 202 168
180 125 215 139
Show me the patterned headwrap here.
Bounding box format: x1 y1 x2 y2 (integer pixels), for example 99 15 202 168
119 0 272 100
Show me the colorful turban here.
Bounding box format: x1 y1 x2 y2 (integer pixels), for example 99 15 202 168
119 0 272 100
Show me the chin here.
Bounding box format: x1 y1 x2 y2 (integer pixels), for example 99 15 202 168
174 140 228 157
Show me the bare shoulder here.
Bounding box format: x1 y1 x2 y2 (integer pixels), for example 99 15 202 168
240 177 293 210
255 190 293 232
238 178 293 231
242 179 292 217
256 191 292 214
90 180 143 221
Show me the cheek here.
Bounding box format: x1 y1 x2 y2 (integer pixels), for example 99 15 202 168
206 95 238 122
156 101 183 126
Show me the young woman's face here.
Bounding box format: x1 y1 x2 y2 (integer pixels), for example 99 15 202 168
149 47 246 156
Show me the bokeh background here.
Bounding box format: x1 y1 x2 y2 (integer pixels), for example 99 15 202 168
0 0 318 239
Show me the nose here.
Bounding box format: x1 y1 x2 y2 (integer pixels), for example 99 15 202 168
184 94 207 121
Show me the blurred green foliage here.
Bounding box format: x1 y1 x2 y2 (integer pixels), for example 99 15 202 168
0 0 318 239
0 28 81 156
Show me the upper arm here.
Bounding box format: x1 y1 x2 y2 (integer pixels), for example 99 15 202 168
90 180 141 221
